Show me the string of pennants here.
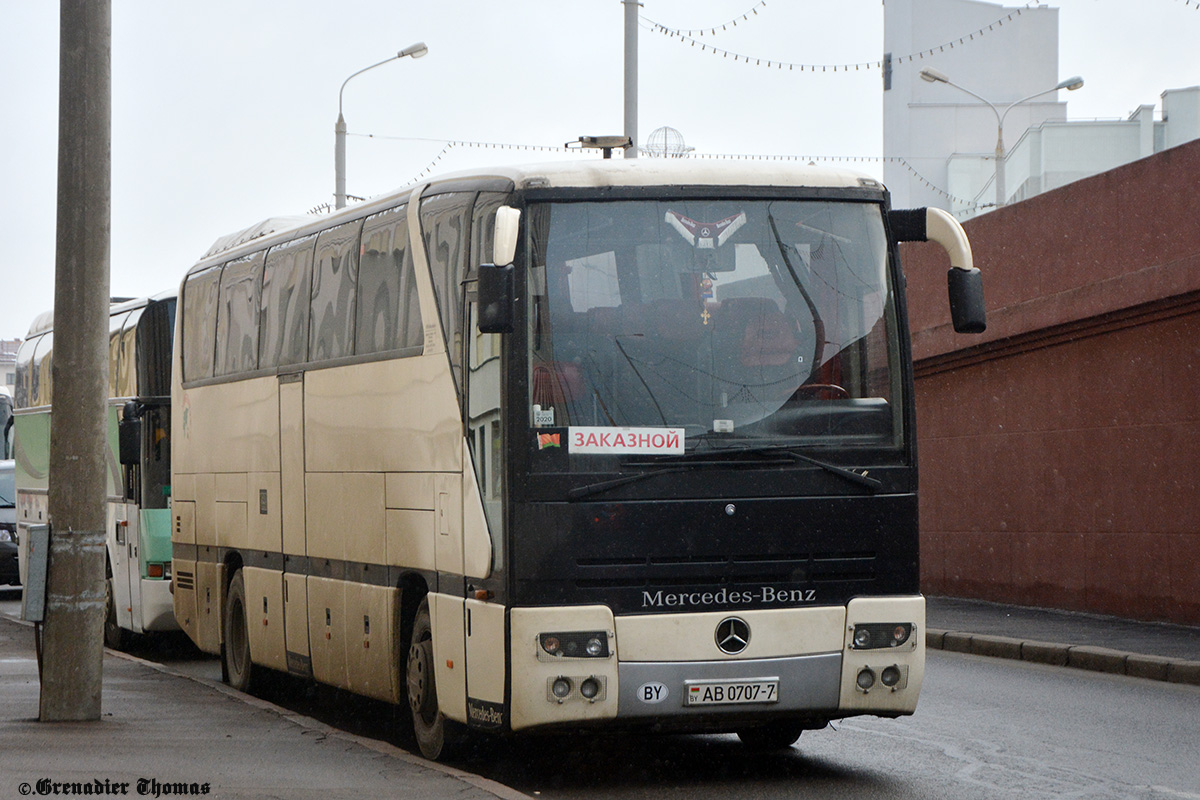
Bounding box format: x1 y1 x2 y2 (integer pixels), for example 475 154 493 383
352 134 986 213
641 3 1044 72
651 0 769 38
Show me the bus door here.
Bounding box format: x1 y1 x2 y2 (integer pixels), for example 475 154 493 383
279 371 311 675
113 398 139 633
463 279 507 726
108 500 136 632
123 500 144 632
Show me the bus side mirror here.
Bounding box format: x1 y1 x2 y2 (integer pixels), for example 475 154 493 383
493 206 521 267
477 263 515 334
118 400 142 466
948 267 986 334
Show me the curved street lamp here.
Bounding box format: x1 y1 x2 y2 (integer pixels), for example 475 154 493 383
919 67 1083 207
335 42 428 210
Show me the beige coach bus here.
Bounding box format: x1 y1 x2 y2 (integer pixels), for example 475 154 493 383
171 159 984 759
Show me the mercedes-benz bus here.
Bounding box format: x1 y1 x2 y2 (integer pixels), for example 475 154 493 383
13 293 178 647
170 159 984 759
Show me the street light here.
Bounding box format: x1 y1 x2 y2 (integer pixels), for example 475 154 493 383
919 66 1083 207
335 42 428 210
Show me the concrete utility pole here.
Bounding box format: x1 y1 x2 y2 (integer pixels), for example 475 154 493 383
623 0 639 158
40 0 111 722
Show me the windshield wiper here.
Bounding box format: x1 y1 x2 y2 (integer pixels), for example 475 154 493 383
704 443 883 492
566 443 881 500
567 465 692 501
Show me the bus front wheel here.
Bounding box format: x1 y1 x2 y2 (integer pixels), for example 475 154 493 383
104 577 129 651
406 597 463 760
222 571 256 693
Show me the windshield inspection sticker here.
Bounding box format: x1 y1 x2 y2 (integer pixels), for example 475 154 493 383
569 426 685 455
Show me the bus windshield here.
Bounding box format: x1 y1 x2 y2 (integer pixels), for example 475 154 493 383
526 198 903 462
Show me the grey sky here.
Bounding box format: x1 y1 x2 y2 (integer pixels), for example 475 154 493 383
1 0 1196 340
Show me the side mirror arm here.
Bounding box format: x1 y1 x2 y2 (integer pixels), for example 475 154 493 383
890 207 987 334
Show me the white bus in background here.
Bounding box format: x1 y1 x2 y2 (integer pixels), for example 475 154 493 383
13 293 179 647
170 159 984 759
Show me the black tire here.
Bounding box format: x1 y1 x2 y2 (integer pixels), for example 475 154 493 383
104 577 130 651
405 597 464 760
736 721 805 751
222 570 257 693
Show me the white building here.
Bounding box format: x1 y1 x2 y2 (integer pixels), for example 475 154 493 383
883 0 1200 218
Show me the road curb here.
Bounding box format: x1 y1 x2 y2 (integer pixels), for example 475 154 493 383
927 628 1200 687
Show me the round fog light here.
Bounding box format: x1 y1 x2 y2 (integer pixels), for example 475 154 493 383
552 677 572 698
881 666 902 687
586 637 604 656
542 635 561 655
853 628 872 648
856 668 876 691
580 677 601 699
893 626 909 645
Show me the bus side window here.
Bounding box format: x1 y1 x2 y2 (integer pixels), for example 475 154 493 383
14 336 38 408
310 221 361 363
358 207 418 356
108 310 131 397
31 332 53 407
117 308 143 399
261 236 316 370
182 265 222 383
420 192 476 388
215 253 263 377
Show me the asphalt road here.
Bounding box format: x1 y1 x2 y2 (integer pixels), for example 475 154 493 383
4 590 1199 800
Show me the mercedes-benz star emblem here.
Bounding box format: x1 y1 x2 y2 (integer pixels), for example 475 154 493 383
715 617 751 655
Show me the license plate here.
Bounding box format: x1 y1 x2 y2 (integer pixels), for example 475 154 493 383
685 679 779 706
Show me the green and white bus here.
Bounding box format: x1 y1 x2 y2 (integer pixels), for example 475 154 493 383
171 159 984 759
14 293 178 647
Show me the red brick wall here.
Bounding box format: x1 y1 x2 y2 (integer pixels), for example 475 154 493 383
901 139 1200 624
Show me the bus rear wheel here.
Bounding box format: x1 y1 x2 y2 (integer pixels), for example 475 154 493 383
222 570 256 693
736 721 805 751
406 597 463 760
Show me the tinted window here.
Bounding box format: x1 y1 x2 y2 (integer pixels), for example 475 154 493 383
420 192 473 347
116 307 143 398
215 254 263 376
310 222 360 361
358 206 421 355
13 337 38 408
108 310 131 396
136 298 176 398
260 236 315 369
182 266 222 383
31 332 53 407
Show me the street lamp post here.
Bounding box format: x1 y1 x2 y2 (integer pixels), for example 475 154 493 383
335 42 428 210
919 67 1083 207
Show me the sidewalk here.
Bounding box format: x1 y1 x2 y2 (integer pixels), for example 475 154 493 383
0 615 529 800
927 596 1200 685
